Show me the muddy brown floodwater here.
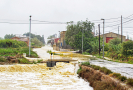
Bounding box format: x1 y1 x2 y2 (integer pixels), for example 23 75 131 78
0 62 93 90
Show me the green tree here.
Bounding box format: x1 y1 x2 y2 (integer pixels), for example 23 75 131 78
122 40 133 59
4 34 15 39
109 38 121 45
23 32 45 44
89 37 103 54
65 20 94 52
31 37 44 47
108 38 122 53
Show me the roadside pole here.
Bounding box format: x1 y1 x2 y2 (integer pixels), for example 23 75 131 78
82 27 83 54
29 15 31 57
121 15 123 43
98 24 100 56
101 19 105 58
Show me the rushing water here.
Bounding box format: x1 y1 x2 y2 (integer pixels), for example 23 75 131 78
0 62 93 90
90 59 133 78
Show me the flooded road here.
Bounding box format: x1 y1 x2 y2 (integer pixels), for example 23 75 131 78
90 59 133 78
0 46 93 90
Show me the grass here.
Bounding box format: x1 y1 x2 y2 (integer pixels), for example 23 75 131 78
80 63 133 87
99 67 113 74
78 67 126 90
91 65 100 70
118 76 127 82
37 59 43 63
81 62 90 66
77 66 82 74
0 47 39 58
127 78 133 86
0 57 7 62
111 73 121 78
19 58 35 64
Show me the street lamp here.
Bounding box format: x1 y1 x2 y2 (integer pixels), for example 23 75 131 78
101 18 105 58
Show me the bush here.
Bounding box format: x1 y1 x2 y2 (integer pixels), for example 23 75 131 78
127 78 133 86
0 39 27 48
100 67 112 74
37 59 43 63
19 58 32 64
0 57 7 62
20 47 38 58
104 43 109 51
77 66 82 74
112 73 121 78
81 62 90 66
118 76 127 82
122 40 133 59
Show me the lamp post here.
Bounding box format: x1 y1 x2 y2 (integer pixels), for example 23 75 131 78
101 19 105 58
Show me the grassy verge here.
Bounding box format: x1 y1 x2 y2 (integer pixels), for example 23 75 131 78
0 47 39 58
78 65 126 90
83 52 133 64
78 62 133 88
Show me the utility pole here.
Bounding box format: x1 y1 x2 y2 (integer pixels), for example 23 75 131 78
82 26 83 54
59 31 60 51
121 15 123 43
29 15 31 57
98 24 100 56
94 26 95 36
101 19 105 59
118 26 119 38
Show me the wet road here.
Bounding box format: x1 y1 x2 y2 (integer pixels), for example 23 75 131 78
90 59 133 78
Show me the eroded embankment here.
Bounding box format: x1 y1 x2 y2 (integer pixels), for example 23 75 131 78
78 65 133 90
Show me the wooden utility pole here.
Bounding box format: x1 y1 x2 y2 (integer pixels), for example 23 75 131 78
121 15 123 43
98 24 100 56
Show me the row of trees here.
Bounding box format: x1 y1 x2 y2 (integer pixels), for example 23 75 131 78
3 32 45 47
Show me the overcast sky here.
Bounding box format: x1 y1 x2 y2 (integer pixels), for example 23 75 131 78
0 0 133 42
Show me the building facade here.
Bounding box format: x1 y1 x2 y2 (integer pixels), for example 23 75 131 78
99 32 126 43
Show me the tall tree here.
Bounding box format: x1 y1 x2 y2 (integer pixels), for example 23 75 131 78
65 20 94 52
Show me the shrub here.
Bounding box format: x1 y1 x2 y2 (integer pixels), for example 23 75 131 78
122 40 133 59
100 67 112 74
0 39 27 48
118 76 127 82
19 58 32 64
77 66 82 74
127 78 133 86
91 65 100 70
0 57 7 62
81 62 90 66
104 43 109 51
112 73 121 78
20 47 38 58
37 59 43 63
